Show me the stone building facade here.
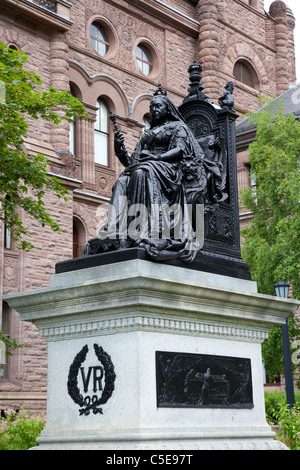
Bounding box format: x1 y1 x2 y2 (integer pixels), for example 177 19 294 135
0 0 296 412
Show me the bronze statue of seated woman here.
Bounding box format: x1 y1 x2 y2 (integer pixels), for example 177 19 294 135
84 85 225 263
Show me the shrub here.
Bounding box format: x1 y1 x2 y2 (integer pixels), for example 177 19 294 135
0 408 46 450
271 404 300 450
265 391 300 424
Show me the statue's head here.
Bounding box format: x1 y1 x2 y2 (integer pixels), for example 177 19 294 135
149 84 185 128
150 95 169 126
225 81 234 93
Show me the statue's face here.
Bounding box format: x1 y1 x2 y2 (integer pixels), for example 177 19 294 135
150 97 168 124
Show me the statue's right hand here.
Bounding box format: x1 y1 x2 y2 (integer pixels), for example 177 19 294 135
115 133 124 145
114 133 126 155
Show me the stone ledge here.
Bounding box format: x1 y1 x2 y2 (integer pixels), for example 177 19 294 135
2 0 73 31
4 259 298 330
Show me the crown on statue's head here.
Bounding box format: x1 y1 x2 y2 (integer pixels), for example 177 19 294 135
153 83 167 96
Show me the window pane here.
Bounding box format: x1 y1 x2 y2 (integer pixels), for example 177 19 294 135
95 100 108 132
136 45 153 76
4 226 11 249
97 41 107 56
90 23 109 56
136 46 143 59
94 131 108 166
143 62 151 75
99 101 108 133
234 61 256 89
69 120 75 155
90 24 98 37
137 58 143 73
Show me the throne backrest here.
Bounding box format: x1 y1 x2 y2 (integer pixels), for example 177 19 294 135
178 96 241 261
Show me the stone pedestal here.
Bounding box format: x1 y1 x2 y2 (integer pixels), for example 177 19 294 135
4 259 299 450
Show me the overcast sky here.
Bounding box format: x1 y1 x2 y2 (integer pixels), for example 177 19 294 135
264 0 300 82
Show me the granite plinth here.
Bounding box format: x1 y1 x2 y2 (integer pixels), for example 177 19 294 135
4 259 299 450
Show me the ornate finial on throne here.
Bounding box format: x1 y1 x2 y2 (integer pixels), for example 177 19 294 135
184 60 211 103
188 60 203 86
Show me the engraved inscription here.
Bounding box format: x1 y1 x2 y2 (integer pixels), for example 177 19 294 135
67 344 116 416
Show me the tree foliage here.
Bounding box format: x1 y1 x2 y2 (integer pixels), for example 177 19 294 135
0 42 86 250
240 97 300 380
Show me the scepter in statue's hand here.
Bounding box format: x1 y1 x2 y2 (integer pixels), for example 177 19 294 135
109 111 130 167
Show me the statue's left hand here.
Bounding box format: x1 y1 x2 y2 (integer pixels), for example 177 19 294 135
140 150 158 161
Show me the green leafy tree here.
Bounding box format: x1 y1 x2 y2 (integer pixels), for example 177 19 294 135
240 97 300 380
0 42 86 250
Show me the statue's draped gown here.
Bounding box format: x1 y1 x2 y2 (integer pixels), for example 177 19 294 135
101 119 208 262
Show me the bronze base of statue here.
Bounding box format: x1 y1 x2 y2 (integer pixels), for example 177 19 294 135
56 246 251 280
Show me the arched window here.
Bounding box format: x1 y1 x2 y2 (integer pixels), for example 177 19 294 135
69 84 83 157
233 60 258 89
94 99 109 166
136 45 153 76
73 218 86 258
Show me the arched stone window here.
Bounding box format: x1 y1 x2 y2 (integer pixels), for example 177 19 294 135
73 217 86 258
233 60 259 89
69 83 83 157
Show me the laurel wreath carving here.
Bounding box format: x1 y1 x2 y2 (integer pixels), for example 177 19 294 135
67 344 116 416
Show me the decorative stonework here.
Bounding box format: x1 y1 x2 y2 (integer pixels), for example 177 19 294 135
0 28 30 53
3 253 19 290
95 168 115 198
32 0 56 13
37 314 269 343
49 151 80 180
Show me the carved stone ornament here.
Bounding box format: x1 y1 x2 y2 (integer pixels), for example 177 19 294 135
32 0 56 12
67 344 116 416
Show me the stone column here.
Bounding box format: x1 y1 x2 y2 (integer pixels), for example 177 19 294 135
269 1 289 95
196 0 220 101
78 104 97 188
50 32 70 152
286 7 296 86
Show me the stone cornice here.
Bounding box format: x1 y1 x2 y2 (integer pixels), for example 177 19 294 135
121 0 200 38
1 0 73 32
4 261 299 343
36 312 270 344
